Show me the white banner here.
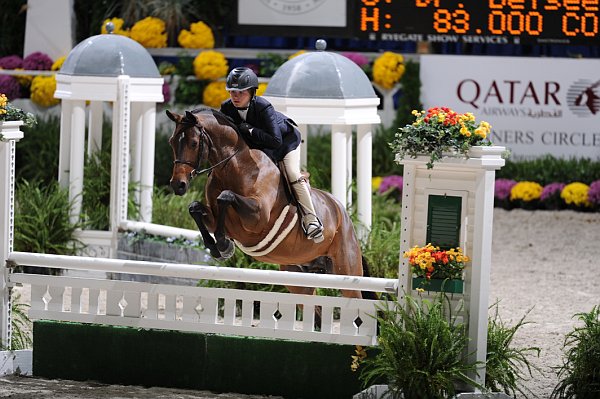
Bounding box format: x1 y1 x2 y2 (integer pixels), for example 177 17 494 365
420 54 600 160
238 0 346 27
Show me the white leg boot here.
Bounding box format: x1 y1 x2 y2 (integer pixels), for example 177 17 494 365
292 179 324 243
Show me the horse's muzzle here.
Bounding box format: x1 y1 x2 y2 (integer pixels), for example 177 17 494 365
170 179 188 196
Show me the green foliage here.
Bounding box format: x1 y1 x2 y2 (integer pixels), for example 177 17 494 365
257 52 287 77
551 305 600 399
485 302 541 396
154 128 176 188
393 59 423 130
3 292 32 350
174 78 207 105
496 155 600 186
359 294 483 398
14 179 82 256
15 116 60 184
151 181 205 230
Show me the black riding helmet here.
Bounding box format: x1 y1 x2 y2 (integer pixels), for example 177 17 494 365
226 67 259 92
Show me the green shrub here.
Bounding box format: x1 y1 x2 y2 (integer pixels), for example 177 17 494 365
485 302 541 396
2 292 32 350
15 116 61 184
551 305 600 399
358 294 482 398
14 179 82 256
496 155 600 186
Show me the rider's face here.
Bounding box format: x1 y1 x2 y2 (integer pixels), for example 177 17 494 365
229 89 251 108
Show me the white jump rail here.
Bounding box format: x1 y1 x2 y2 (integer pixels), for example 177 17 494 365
7 252 397 346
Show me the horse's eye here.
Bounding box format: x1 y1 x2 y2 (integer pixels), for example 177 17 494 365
190 141 198 149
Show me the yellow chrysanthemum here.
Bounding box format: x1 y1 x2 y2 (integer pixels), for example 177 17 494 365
51 56 66 72
193 50 228 80
130 17 167 48
178 21 215 49
510 181 543 202
372 176 383 192
202 81 229 109
372 52 405 89
256 82 268 96
101 18 130 37
30 75 59 107
14 68 33 87
561 182 591 207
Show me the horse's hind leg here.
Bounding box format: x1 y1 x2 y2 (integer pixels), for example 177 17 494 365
189 201 221 259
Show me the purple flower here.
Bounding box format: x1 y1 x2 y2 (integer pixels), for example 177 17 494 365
162 81 171 104
0 55 23 69
23 52 53 71
588 180 600 206
494 179 516 200
0 75 21 100
541 182 566 201
378 175 403 195
342 52 370 68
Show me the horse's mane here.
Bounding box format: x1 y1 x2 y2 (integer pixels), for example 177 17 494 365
190 107 240 134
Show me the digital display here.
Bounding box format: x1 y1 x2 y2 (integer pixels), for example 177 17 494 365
356 0 599 45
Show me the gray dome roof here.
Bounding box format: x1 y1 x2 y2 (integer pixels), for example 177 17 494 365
264 50 377 99
59 34 160 78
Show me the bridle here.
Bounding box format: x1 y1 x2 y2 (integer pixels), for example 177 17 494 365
173 122 240 178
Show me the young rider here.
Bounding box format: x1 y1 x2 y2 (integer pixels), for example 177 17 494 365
220 67 324 243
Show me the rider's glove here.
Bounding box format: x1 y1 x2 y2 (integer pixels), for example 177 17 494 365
238 122 253 136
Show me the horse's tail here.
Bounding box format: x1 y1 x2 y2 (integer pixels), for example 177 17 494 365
361 256 379 300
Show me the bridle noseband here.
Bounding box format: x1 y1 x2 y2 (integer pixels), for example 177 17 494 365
173 122 240 178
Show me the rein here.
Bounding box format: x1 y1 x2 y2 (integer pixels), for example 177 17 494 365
174 122 241 177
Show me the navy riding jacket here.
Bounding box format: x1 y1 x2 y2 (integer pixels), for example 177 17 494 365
220 96 301 163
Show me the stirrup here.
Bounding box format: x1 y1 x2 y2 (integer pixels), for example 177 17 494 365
303 217 324 243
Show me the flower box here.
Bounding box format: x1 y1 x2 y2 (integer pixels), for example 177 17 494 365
412 277 464 294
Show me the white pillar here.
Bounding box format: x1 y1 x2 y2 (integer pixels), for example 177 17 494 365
468 168 496 387
346 126 353 208
87 101 103 155
58 100 73 187
24 0 74 59
0 122 24 350
69 100 86 225
130 102 143 208
356 124 372 239
297 124 308 170
331 124 348 207
140 103 156 223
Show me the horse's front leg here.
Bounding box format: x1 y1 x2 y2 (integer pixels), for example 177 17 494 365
188 201 222 260
214 190 262 258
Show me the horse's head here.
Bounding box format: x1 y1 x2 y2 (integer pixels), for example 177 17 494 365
167 110 205 195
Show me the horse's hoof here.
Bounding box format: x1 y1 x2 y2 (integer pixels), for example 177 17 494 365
219 240 235 259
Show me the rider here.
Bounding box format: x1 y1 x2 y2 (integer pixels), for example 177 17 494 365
220 67 324 243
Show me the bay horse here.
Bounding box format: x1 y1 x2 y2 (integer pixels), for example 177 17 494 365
167 108 371 299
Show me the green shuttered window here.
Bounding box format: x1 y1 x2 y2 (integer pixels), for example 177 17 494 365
426 195 461 249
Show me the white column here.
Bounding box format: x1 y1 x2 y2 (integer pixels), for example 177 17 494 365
23 0 74 59
140 103 157 223
69 100 86 225
87 101 103 155
397 164 416 300
467 168 496 387
58 99 73 187
346 126 353 208
331 124 347 207
356 124 372 239
130 102 143 208
297 124 308 170
0 122 24 350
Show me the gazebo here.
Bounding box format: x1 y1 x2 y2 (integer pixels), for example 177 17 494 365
263 40 380 235
54 30 164 257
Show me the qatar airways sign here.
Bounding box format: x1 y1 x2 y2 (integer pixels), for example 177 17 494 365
420 55 600 160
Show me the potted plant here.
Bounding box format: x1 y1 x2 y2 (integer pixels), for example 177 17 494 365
390 107 492 169
0 93 36 139
403 243 468 294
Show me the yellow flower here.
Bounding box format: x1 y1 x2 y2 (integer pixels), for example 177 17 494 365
14 68 33 87
561 182 591 207
51 56 66 72
30 75 59 107
372 52 405 89
178 21 215 49
372 176 383 192
0 93 7 108
510 181 543 202
101 18 130 37
256 82 268 96
350 345 367 372
202 81 228 108
193 50 228 80
130 17 167 48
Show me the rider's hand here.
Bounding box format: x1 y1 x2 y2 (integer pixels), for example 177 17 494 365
238 122 253 136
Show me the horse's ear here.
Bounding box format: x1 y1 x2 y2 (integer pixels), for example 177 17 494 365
166 109 180 122
184 110 196 124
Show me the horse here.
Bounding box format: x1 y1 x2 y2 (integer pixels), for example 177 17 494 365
167 108 371 299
